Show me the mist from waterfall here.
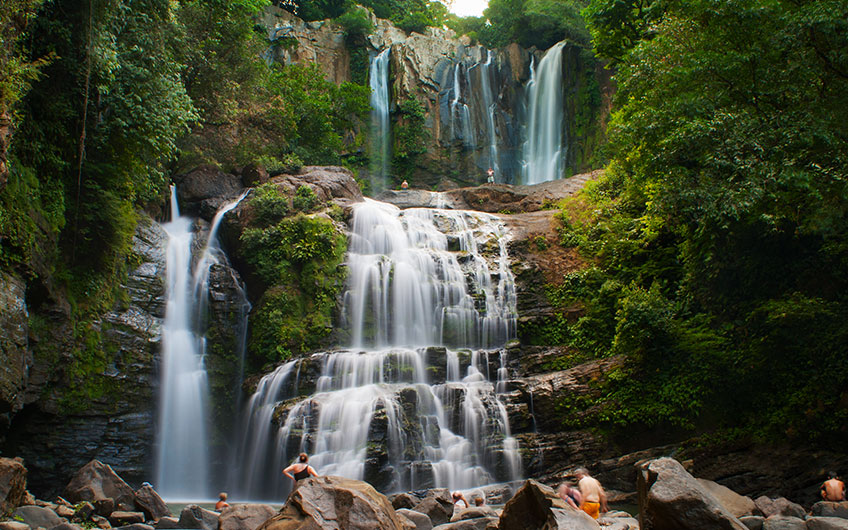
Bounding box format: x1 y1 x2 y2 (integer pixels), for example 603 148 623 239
231 199 521 500
369 49 391 192
155 188 247 500
521 41 566 185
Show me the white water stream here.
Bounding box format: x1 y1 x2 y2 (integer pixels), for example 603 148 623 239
155 188 247 499
522 41 566 184
369 49 391 192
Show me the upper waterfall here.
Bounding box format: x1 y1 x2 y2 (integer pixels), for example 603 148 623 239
342 199 517 349
521 41 566 185
369 49 391 192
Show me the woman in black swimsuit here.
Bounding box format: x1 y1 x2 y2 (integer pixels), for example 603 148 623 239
283 453 319 484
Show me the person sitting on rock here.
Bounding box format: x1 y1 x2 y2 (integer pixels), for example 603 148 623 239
822 471 846 501
401 179 409 190
557 482 582 510
576 467 608 519
283 453 319 484
215 492 230 511
451 491 468 508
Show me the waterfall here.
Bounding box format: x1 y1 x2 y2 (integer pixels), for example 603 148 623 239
155 188 247 500
231 199 521 499
369 49 391 192
450 63 475 149
521 41 566 185
479 50 500 179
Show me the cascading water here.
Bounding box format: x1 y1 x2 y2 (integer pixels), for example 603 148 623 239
521 41 566 185
450 63 475 149
231 199 522 499
155 188 247 499
369 49 391 192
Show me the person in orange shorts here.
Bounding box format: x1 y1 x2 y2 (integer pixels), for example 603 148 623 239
576 467 608 519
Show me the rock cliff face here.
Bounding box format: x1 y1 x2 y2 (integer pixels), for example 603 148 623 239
258 7 612 188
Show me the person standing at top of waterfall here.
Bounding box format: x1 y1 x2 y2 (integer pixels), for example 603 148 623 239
821 471 845 501
575 468 608 519
283 453 318 484
401 179 409 190
487 168 495 183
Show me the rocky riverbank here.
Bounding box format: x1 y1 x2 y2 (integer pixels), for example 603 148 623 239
2 456 847 530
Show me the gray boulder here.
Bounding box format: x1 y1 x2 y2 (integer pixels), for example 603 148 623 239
177 505 219 530
90 514 111 529
409 490 454 527
812 502 848 519
255 475 406 530
133 485 169 522
698 479 757 518
391 494 418 510
74 501 96 521
807 517 848 530
637 457 747 530
63 460 135 511
12 505 65 529
218 504 276 530
754 497 806 519
153 517 179 529
498 479 599 530
740 515 765 530
762 515 805 530
0 457 27 514
396 509 433 530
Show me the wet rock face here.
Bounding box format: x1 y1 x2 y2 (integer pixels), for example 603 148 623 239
173 165 245 217
0 273 30 431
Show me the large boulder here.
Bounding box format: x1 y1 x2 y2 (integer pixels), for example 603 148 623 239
174 165 244 216
177 505 219 530
0 522 30 530
153 517 179 529
218 504 277 530
754 497 806 519
812 502 848 519
63 460 136 511
133 485 169 522
12 505 65 529
697 479 757 518
637 457 747 530
255 476 406 530
807 518 848 530
395 509 433 530
740 516 765 530
498 479 599 530
388 489 453 527
0 457 27 514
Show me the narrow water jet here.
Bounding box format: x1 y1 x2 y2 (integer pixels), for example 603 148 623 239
521 41 566 185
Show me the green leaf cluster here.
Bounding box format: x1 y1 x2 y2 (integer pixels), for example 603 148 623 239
556 0 848 442
240 194 347 362
392 97 429 180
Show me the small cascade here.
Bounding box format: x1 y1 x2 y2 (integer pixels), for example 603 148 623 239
369 49 391 192
155 188 247 500
521 41 566 185
231 199 522 498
